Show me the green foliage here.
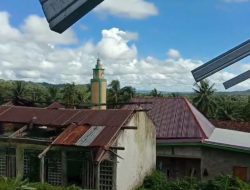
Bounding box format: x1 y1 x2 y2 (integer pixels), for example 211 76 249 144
149 88 163 97
107 80 136 107
0 177 81 190
142 171 168 190
192 80 217 117
137 171 250 190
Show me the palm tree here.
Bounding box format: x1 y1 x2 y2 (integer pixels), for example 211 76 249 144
119 86 136 102
149 88 162 97
11 81 26 104
108 80 121 104
216 96 241 121
192 80 216 117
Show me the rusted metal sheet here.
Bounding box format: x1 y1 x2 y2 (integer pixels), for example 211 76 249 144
52 124 89 145
125 98 214 140
0 106 133 128
75 126 105 146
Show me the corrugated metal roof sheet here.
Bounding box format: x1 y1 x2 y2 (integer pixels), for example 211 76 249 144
124 97 215 140
0 106 133 128
210 120 250 133
0 106 134 156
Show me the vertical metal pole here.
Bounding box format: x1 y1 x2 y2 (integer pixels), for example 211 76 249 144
16 145 24 180
61 150 67 186
95 163 100 190
40 156 45 183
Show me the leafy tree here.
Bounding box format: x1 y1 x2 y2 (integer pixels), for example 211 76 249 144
192 80 217 117
108 80 121 104
10 81 27 104
61 83 78 107
77 85 91 104
215 96 242 121
242 96 250 121
169 92 181 97
119 86 136 102
149 88 162 97
107 80 136 108
46 86 59 103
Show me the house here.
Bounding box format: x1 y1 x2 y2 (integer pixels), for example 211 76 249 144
0 105 155 190
125 97 250 181
0 60 156 190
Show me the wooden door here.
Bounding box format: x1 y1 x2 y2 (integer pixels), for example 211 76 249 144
233 166 248 181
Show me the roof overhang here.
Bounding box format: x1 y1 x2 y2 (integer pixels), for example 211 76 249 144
223 70 250 89
39 0 104 33
191 39 250 83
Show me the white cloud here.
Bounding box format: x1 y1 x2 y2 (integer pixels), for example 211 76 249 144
0 12 21 42
0 12 249 92
167 49 181 60
95 0 158 19
97 28 137 60
21 15 78 45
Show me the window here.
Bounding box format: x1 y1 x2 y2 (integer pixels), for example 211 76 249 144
99 160 114 190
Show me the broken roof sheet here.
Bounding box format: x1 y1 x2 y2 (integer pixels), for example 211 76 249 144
52 124 118 147
124 97 215 140
0 106 133 128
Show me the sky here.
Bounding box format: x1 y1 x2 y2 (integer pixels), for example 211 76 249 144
0 0 250 92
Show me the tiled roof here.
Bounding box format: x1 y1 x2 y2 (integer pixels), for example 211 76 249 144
124 97 215 140
210 120 250 133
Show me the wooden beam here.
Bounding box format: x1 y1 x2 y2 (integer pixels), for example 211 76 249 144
9 125 27 138
121 126 138 130
110 146 125 150
38 145 52 159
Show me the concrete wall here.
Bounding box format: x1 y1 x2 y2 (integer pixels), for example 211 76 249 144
116 112 156 190
201 147 250 181
156 145 250 181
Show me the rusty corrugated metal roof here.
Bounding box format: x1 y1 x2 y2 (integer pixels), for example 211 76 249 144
0 106 133 128
52 124 90 146
124 97 215 140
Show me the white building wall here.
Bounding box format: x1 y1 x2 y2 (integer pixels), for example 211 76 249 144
115 111 156 190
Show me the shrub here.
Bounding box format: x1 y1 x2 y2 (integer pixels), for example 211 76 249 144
138 170 168 190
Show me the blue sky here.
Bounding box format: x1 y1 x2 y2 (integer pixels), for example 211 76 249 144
0 0 250 91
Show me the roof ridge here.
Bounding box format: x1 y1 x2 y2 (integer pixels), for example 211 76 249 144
183 98 208 139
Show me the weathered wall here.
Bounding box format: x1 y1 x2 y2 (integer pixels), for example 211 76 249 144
116 112 156 190
156 145 250 181
157 146 202 159
201 147 250 181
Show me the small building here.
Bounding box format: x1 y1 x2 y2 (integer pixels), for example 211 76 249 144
125 97 250 181
0 105 155 190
